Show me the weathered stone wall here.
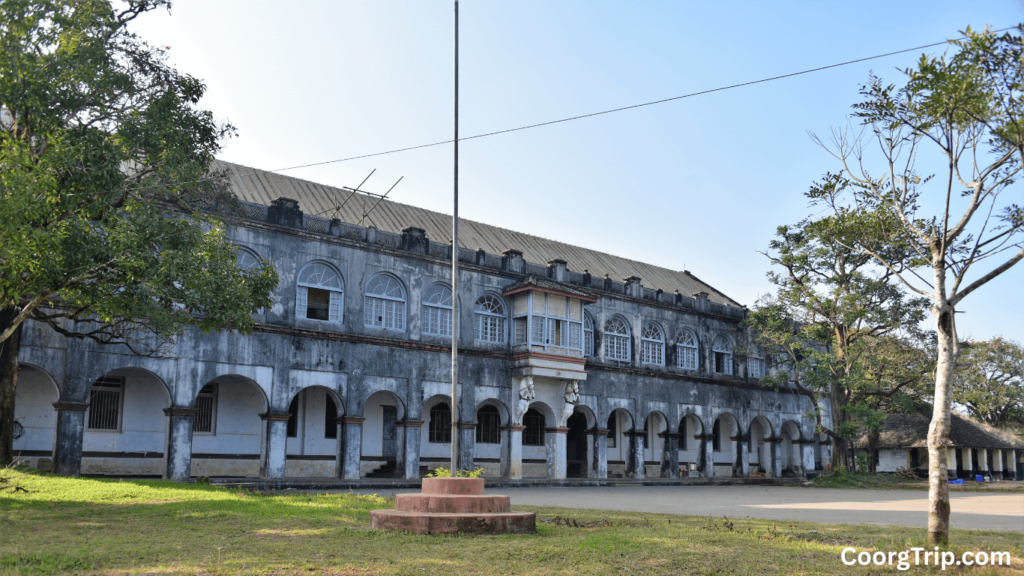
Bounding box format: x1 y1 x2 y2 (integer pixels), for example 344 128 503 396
13 210 833 480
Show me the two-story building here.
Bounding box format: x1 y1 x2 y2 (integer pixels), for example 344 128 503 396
13 161 830 482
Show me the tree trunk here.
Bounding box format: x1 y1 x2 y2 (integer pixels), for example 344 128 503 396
867 429 879 474
927 302 955 545
829 385 851 471
0 307 24 465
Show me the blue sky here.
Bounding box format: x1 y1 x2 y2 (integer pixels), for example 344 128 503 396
133 0 1024 342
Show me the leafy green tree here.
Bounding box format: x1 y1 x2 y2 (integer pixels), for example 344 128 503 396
808 26 1024 544
0 0 279 464
953 338 1024 433
745 214 930 473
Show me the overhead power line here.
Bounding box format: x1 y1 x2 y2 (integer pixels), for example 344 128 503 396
268 27 1018 174
126 26 1017 195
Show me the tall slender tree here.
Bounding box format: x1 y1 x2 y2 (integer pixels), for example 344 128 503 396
809 26 1024 544
0 0 278 463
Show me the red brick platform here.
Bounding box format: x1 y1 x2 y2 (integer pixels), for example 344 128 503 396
369 477 536 534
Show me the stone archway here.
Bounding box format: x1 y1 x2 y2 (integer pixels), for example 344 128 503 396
565 410 589 478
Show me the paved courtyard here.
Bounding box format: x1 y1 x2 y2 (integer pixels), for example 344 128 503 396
363 485 1024 533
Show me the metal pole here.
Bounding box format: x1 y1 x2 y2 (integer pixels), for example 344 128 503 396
450 0 460 474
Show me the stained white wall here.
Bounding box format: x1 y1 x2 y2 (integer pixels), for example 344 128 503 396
192 378 265 455
678 417 700 465
82 369 168 454
13 368 59 452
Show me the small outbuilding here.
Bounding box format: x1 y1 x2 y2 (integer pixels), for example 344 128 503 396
861 413 1023 480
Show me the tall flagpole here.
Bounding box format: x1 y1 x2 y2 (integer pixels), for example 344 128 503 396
450 0 460 474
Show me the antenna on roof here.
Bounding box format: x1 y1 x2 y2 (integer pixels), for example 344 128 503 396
313 168 376 217
358 176 404 227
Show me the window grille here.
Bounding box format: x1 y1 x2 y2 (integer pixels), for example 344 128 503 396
237 248 261 271
325 395 338 439
287 395 300 438
476 405 501 444
474 294 506 344
87 377 123 431
640 322 664 366
677 330 698 370
513 317 527 344
429 403 451 443
747 348 766 379
530 316 545 344
422 284 453 337
194 384 216 434
523 409 545 446
583 314 594 356
712 335 733 375
604 317 631 362
364 274 406 331
296 262 343 323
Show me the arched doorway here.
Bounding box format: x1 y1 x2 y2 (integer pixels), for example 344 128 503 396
12 364 60 470
474 400 510 478
606 408 634 478
644 412 668 477
277 385 346 478
678 413 704 477
79 367 170 477
189 374 269 479
361 390 405 479
711 413 740 478
780 420 802 476
565 411 589 478
749 416 773 476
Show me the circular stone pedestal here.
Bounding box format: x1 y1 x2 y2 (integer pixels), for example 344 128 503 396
369 477 535 534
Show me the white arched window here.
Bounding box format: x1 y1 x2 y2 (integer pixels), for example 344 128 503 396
296 262 343 323
422 284 453 337
677 329 698 370
747 347 766 379
237 247 261 271
640 321 664 366
583 313 594 356
604 316 631 362
712 335 733 375
364 274 405 331
237 247 266 315
474 294 506 343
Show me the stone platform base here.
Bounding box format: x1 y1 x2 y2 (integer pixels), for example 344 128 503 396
369 477 535 534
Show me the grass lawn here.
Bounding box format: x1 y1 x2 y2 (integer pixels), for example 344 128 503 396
2 467 1021 575
810 471 1024 493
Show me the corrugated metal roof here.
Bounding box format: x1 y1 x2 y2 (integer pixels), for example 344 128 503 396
217 160 742 307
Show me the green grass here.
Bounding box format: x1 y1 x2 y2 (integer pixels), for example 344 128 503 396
810 470 1024 493
1 466 1021 575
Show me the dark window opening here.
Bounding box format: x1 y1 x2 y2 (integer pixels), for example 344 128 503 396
712 420 721 451
714 352 728 373
194 384 216 433
87 377 123 430
523 409 545 446
429 403 451 444
287 395 299 438
910 448 920 468
476 405 500 444
607 413 617 448
306 287 330 320
325 395 338 439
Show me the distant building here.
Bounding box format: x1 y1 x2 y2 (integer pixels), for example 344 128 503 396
14 162 831 482
861 413 1023 480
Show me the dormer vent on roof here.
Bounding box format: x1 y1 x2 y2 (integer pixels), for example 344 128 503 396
267 197 303 229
